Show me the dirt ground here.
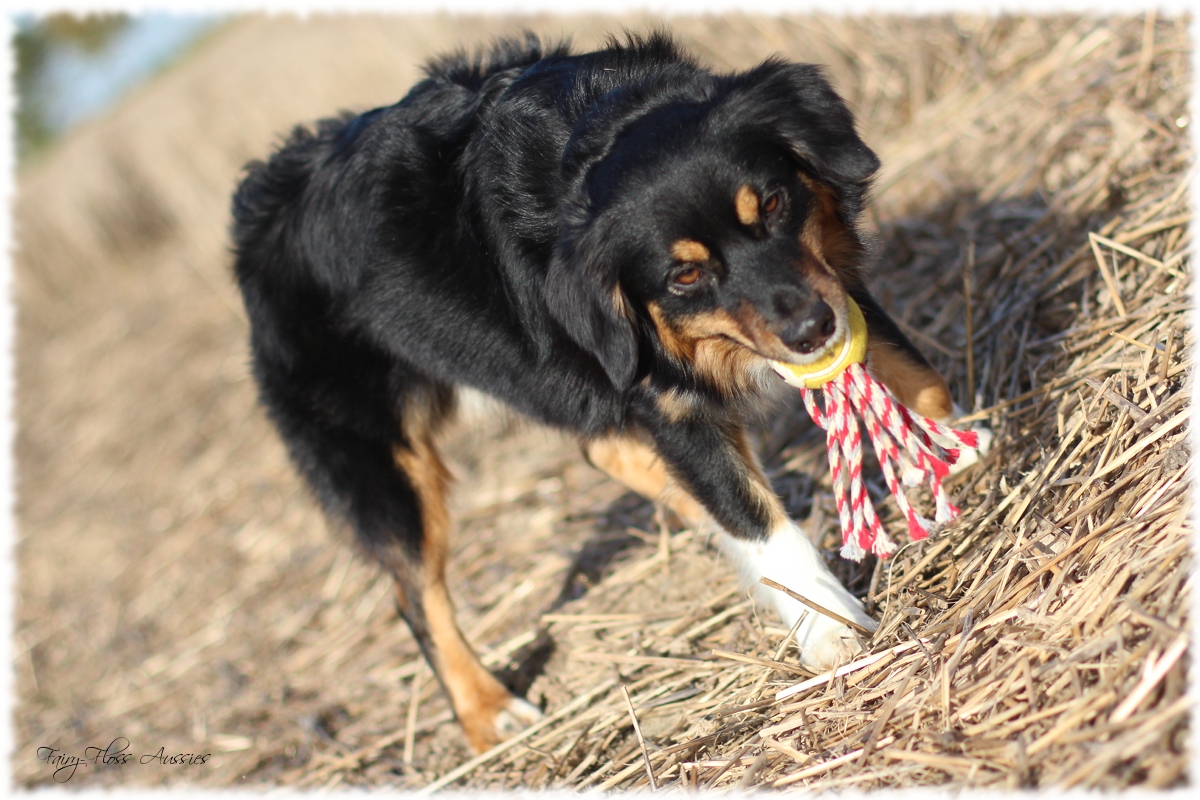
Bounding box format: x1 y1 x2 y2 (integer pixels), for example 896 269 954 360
14 12 1191 791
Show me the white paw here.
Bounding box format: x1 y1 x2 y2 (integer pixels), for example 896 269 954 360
802 618 868 670
719 521 875 671
493 696 543 739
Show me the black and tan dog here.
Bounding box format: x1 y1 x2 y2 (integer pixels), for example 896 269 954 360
232 32 968 753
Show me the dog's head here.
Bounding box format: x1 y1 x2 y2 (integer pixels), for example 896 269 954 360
546 59 879 395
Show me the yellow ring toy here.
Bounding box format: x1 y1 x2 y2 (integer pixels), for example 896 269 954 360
771 297 868 389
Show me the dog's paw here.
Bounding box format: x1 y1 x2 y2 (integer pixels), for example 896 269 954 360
720 521 876 672
784 587 876 671
493 696 543 740
461 692 544 754
799 616 868 670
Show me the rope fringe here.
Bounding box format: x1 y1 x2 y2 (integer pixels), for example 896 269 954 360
800 363 980 561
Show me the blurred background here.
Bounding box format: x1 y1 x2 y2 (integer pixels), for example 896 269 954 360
15 13 226 163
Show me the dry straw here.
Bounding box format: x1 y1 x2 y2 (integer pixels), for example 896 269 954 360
15 12 1189 792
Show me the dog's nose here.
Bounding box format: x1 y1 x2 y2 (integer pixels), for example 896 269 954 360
780 299 836 354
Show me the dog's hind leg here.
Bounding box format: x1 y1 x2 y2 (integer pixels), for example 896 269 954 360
395 414 544 752
386 391 542 753
267 383 539 754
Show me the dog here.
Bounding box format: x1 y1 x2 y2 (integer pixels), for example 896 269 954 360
231 32 967 754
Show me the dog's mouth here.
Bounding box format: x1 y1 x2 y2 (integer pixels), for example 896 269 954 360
784 323 845 363
772 298 851 366
652 295 856 374
769 298 866 389
721 296 852 368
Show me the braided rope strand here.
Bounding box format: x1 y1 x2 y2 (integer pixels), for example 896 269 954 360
800 362 981 561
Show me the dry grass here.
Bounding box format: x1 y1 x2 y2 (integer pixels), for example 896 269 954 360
14 12 1190 791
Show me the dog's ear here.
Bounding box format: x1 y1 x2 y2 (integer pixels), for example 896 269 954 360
718 60 880 195
545 222 639 390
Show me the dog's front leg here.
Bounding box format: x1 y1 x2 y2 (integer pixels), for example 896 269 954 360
630 410 876 669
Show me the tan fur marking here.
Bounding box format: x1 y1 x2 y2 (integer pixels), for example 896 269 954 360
656 388 695 423
647 301 696 362
735 185 759 225
677 309 767 396
588 431 785 535
867 342 954 420
676 307 749 344
730 300 793 360
417 583 513 753
394 420 513 754
586 435 706 527
801 209 829 264
649 303 749 351
797 172 861 277
671 239 711 263
648 302 769 398
690 337 765 397
612 284 633 322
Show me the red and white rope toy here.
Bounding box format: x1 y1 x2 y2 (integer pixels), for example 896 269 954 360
773 299 980 561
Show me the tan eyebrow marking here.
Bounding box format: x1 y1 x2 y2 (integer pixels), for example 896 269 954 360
670 239 710 263
735 185 759 225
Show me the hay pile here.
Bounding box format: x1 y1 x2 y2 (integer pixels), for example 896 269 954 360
14 12 1190 791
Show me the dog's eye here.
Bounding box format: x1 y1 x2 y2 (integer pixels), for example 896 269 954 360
762 189 784 219
673 267 702 286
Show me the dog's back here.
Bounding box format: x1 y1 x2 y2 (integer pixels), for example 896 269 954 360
228 36 562 486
